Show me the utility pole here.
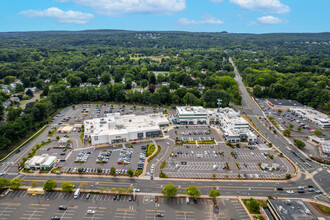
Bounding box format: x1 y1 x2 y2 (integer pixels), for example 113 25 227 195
217 99 222 109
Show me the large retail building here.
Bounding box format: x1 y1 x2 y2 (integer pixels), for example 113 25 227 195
84 113 169 145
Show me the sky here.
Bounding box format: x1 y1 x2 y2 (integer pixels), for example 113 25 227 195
0 0 329 33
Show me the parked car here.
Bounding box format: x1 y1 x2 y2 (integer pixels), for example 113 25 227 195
59 206 67 210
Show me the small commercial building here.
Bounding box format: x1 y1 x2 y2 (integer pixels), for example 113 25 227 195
176 106 208 125
84 113 169 145
309 136 330 156
267 199 317 220
290 107 330 128
267 98 302 111
217 108 257 143
60 125 73 133
175 106 256 143
27 187 45 195
25 154 57 170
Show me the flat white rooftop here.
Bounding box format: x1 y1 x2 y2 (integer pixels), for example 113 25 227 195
84 113 168 136
177 106 208 115
290 107 330 126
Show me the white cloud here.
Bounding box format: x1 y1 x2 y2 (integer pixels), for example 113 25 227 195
179 15 223 25
257 16 286 24
210 0 224 3
229 0 290 14
54 0 186 16
249 15 288 25
19 7 93 24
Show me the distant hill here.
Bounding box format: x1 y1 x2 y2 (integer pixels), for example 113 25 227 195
0 29 329 49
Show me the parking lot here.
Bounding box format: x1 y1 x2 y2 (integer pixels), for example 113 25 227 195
255 98 330 161
51 104 175 125
0 190 248 220
58 141 151 176
157 125 294 179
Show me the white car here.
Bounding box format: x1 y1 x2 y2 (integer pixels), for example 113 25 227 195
87 210 95 214
134 188 140 192
286 190 294 194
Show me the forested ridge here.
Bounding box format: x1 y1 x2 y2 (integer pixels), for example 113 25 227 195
0 30 329 156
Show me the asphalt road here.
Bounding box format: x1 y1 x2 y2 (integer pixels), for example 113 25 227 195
229 57 330 198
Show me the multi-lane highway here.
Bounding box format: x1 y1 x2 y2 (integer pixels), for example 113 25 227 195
229 57 330 198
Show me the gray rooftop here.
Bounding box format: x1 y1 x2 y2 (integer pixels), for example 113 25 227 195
268 199 317 220
267 98 302 107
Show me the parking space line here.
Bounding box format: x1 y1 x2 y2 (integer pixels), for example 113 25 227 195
88 207 107 210
116 208 136 212
30 204 49 207
146 210 165 212
0 203 21 206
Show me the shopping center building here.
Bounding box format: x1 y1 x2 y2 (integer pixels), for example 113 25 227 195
84 113 169 145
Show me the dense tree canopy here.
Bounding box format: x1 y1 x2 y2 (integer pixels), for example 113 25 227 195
0 30 329 158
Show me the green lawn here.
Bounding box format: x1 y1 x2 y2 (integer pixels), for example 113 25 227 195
146 145 156 157
316 204 330 214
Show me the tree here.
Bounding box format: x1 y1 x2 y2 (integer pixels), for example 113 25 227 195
0 178 10 189
26 89 33 97
184 186 201 198
314 130 323 137
43 179 57 191
67 74 82 87
245 198 260 213
99 187 105 193
34 79 45 90
162 184 177 199
283 129 291 137
9 178 25 189
100 72 111 84
31 182 38 188
72 104 75 109
61 182 74 192
293 139 306 149
79 183 88 192
297 127 302 132
78 168 83 173
4 76 16 85
202 89 230 108
209 189 221 201
127 169 134 177
7 108 23 122
110 167 116 175
277 109 282 115
289 124 294 129
118 188 124 194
